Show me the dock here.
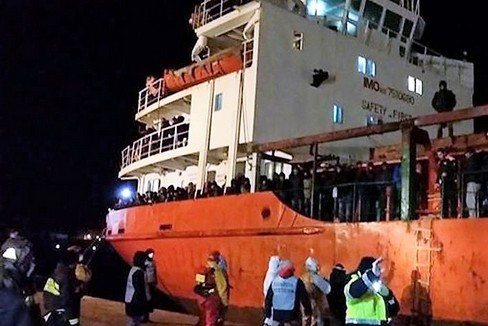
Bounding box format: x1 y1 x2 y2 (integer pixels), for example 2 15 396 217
80 296 243 325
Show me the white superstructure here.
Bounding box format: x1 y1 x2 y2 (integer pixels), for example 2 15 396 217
119 0 474 193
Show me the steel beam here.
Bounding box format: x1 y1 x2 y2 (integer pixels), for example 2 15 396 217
256 105 488 152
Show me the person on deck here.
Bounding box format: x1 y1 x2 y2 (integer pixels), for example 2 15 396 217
432 80 456 139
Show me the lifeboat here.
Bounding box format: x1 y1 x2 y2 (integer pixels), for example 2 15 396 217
163 47 243 94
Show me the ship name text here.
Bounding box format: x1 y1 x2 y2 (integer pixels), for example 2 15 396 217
362 100 413 121
363 77 415 105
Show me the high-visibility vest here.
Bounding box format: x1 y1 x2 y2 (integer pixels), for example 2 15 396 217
344 273 386 325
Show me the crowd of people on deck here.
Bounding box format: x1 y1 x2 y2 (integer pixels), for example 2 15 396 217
116 146 488 220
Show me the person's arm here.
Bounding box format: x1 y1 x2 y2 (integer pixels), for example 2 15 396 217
344 270 380 299
264 284 274 318
297 279 312 317
312 274 331 295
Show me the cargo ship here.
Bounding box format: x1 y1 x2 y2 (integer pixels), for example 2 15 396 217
105 0 488 324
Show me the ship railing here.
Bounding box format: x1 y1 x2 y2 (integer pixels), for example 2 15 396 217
322 12 458 74
271 180 399 222
121 121 190 169
192 0 236 29
138 77 166 113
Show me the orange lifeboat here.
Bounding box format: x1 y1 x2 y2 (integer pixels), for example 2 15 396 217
163 47 243 93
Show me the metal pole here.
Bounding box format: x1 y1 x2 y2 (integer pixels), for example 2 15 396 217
311 143 318 217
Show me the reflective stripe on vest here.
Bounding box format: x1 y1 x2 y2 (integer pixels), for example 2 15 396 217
271 276 298 311
345 318 382 325
125 266 143 303
43 277 60 296
344 273 387 322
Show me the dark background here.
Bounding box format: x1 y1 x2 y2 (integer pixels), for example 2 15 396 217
0 0 486 234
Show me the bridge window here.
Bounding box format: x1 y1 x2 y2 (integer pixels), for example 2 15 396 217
383 10 402 36
402 19 413 38
307 0 327 16
363 0 383 28
214 93 223 111
357 56 376 77
408 76 423 95
333 104 344 124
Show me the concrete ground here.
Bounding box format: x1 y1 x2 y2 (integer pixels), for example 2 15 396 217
80 296 198 326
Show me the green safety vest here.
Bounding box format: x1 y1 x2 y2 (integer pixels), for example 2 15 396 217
344 273 387 325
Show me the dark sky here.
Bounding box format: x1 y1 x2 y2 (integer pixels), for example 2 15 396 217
0 0 486 233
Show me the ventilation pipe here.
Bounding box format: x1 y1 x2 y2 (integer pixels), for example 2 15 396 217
243 10 260 40
191 35 208 62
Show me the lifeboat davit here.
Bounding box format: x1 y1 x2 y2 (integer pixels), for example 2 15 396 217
163 47 243 94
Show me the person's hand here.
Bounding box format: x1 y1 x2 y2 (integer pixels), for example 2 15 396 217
372 257 383 277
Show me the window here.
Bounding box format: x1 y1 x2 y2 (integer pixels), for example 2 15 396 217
408 76 422 95
357 56 376 77
292 31 303 51
383 10 402 36
306 0 327 16
364 0 383 28
402 19 413 38
214 93 223 111
333 105 344 124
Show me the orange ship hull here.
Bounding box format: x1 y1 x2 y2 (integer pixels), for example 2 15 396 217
106 192 488 324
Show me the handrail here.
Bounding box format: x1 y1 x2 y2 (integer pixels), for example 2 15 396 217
137 77 165 113
121 121 190 169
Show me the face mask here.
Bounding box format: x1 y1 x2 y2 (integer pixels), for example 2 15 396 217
148 253 154 259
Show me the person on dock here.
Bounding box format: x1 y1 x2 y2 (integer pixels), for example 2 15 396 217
327 264 347 326
300 257 331 326
142 248 157 323
264 259 312 326
0 228 37 326
42 249 80 326
344 257 399 326
124 251 150 326
194 265 221 326
207 252 229 325
262 255 280 326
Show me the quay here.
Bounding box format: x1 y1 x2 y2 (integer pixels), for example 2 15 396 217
79 296 243 326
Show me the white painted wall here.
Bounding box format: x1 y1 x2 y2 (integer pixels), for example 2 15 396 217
253 2 473 154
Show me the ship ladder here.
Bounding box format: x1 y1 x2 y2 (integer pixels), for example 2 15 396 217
411 217 441 326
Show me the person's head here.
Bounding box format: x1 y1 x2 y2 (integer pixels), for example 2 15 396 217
436 148 445 160
305 257 320 273
60 249 79 268
356 256 376 274
278 259 295 278
416 162 422 173
367 162 374 171
132 251 146 268
8 229 19 239
145 248 155 261
381 161 388 170
439 80 447 90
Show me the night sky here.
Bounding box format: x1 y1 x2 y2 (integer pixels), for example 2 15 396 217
0 1 486 233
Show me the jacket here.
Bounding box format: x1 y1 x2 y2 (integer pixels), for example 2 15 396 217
43 262 77 319
125 266 149 317
265 266 312 323
207 261 228 306
344 270 399 325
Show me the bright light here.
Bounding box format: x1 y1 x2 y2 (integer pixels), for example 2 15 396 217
120 187 133 200
92 246 97 251
55 244 61 250
307 0 327 16
2 247 17 260
372 281 382 292
84 233 92 241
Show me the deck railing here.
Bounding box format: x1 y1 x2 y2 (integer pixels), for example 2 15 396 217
121 121 190 169
137 78 165 113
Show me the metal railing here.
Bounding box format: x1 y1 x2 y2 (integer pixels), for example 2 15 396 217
192 0 238 29
121 121 190 169
270 181 397 222
137 78 166 113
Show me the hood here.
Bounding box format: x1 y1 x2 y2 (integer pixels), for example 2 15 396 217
263 255 280 295
305 257 319 273
356 256 376 274
278 259 295 279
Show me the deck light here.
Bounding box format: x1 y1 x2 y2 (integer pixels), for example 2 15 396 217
120 187 133 200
